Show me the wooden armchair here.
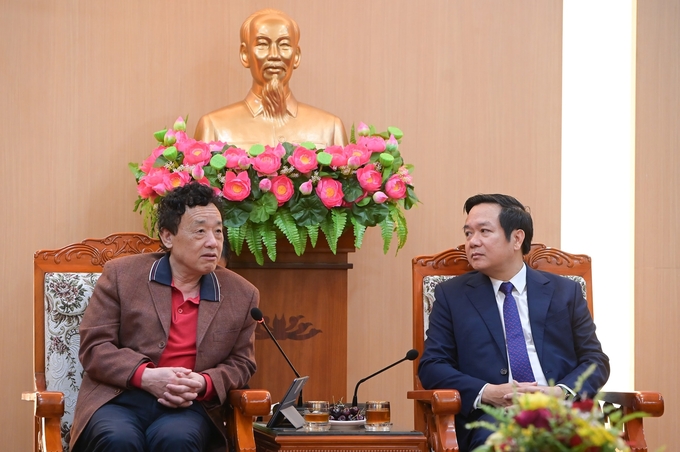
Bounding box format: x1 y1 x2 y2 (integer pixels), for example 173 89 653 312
407 244 664 452
22 233 271 452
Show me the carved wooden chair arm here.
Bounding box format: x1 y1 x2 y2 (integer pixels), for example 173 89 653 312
227 389 271 452
22 376 65 452
408 389 461 452
599 391 664 452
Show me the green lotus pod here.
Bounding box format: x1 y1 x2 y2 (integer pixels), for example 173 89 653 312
317 151 332 166
154 129 168 143
210 153 227 170
387 126 404 140
301 141 316 150
248 144 265 157
379 152 395 167
163 146 178 161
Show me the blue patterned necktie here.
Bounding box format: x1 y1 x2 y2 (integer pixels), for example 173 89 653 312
500 282 535 382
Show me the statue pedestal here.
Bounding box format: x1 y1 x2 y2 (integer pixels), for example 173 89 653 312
229 233 355 403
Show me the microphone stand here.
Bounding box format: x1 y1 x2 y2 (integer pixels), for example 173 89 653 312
256 315 304 407
351 350 419 407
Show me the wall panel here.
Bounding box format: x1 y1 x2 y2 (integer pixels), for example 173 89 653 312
635 1 680 449
0 1 562 450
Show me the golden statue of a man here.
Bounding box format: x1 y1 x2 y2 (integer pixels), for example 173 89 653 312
194 9 348 149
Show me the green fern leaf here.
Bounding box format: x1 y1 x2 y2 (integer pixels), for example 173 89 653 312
391 205 408 252
379 215 395 254
319 216 337 254
297 225 308 254
331 208 348 238
245 224 264 265
306 224 319 248
227 224 247 256
261 223 277 262
350 216 367 250
273 210 304 255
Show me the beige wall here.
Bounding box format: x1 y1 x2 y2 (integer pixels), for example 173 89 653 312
3 1 674 451
635 1 680 450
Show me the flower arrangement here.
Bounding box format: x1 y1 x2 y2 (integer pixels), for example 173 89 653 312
468 369 646 452
130 117 418 265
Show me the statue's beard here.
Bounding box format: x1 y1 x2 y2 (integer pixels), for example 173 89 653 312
261 76 288 125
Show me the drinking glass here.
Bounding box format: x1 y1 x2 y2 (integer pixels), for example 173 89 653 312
303 400 330 431
364 400 391 431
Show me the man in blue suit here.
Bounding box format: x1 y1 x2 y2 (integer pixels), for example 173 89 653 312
418 194 609 451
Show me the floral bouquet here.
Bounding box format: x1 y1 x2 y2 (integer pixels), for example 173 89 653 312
468 369 646 452
130 117 418 265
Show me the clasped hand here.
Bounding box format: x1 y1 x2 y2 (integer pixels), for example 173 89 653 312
141 367 206 408
481 381 563 407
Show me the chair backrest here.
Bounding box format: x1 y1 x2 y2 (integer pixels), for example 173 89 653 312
32 233 161 451
411 243 592 391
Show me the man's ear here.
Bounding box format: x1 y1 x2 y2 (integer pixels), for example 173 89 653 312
512 229 525 251
159 228 173 249
292 47 301 69
239 43 250 68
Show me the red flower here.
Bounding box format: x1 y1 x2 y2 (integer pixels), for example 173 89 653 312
572 399 594 413
514 408 552 430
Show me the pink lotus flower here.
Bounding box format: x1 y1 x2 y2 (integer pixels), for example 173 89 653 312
356 164 382 192
140 146 166 173
223 147 249 169
372 191 388 204
259 178 272 192
299 180 313 195
207 140 226 153
385 174 407 199
357 136 386 153
137 167 171 198
345 144 372 167
324 145 348 167
315 177 344 208
179 140 212 167
357 121 370 136
271 175 294 205
266 143 287 159
222 171 252 201
173 116 186 132
287 146 319 173
251 149 282 176
191 165 204 180
385 134 399 152
164 170 192 192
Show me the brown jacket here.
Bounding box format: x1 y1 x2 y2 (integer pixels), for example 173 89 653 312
70 252 259 449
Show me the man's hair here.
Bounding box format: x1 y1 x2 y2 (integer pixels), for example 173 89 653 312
464 194 533 255
157 182 223 238
240 9 300 46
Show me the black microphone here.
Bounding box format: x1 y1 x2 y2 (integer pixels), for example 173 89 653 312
251 307 304 406
351 349 419 408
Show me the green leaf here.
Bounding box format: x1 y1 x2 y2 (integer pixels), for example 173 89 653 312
227 224 247 256
379 214 395 254
319 216 337 254
349 123 356 144
249 192 278 223
350 216 367 250
261 223 277 262
404 185 419 210
290 196 328 226
340 177 363 203
390 204 408 252
245 223 265 265
222 201 252 228
274 209 306 256
331 208 348 239
306 224 319 248
129 162 144 180
351 202 389 227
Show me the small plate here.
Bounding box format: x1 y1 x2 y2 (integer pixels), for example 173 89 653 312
329 419 366 430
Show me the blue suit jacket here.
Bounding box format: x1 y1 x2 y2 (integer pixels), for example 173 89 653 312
418 267 610 417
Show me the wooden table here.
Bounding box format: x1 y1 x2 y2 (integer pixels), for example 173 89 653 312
254 424 428 452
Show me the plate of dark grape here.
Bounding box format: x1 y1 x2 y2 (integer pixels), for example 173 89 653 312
329 402 365 430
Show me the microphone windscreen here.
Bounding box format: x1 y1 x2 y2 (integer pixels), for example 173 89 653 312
406 349 419 361
250 307 264 321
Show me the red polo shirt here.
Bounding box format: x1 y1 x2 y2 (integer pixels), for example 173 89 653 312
130 283 215 401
